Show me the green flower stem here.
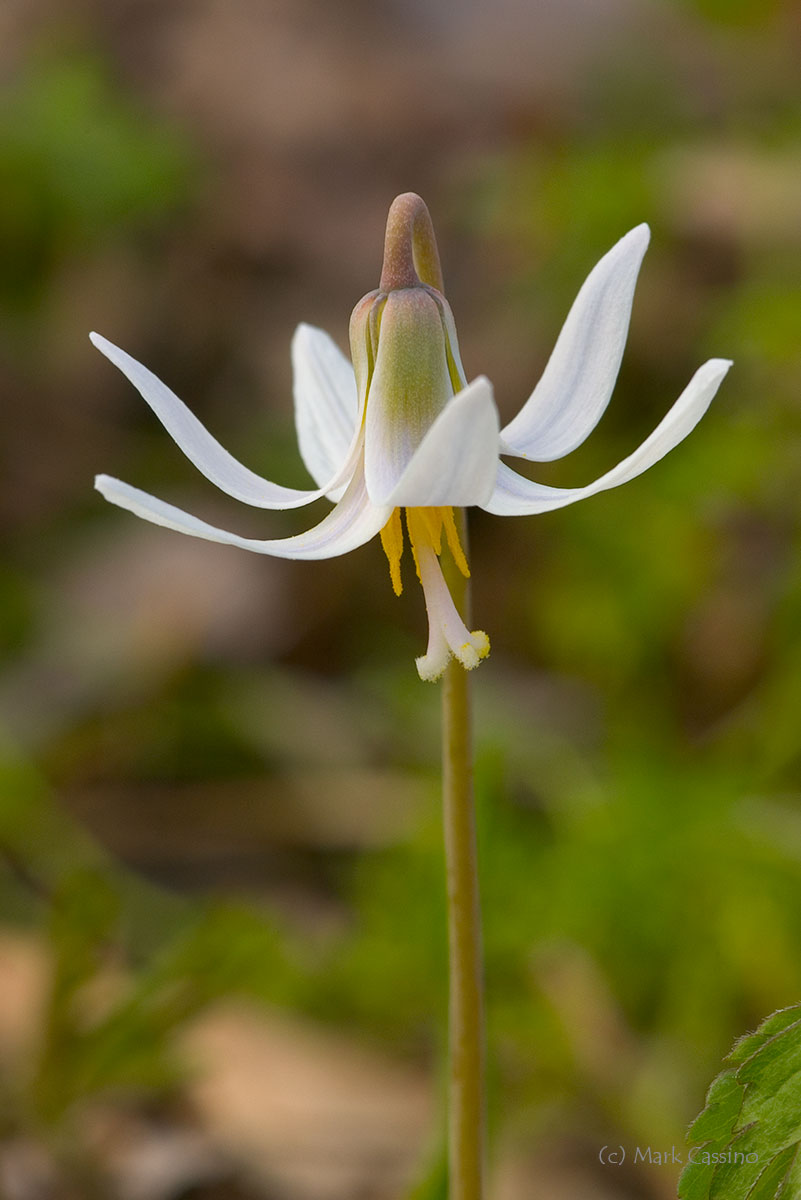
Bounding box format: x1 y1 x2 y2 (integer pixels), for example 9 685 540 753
440 509 485 1200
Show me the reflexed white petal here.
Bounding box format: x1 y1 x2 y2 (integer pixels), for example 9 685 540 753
292 323 360 500
501 224 650 462
367 376 500 507
484 358 731 516
94 449 391 560
90 332 356 509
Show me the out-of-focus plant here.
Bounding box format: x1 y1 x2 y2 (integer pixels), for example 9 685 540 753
0 50 192 316
0 744 303 1190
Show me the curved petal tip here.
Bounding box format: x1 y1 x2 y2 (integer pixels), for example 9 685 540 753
626 222 651 247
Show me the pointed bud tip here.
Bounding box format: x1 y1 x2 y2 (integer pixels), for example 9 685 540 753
388 191 426 212
380 193 444 293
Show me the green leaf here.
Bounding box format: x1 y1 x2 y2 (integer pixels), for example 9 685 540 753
679 1005 801 1199
730 1008 801 1067
687 1070 744 1146
747 1146 797 1200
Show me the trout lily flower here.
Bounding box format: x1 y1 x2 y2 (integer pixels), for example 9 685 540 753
93 193 730 681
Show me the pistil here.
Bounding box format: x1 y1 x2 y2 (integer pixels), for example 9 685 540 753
379 506 490 681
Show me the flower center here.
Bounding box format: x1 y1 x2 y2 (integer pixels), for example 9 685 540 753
380 506 490 681
379 505 466 597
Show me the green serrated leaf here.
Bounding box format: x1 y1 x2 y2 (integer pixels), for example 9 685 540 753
777 1142 801 1196
707 1129 767 1200
688 1070 744 1145
729 1007 801 1067
682 1007 801 1200
747 1145 798 1200
679 1153 719 1200
738 1021 801 1109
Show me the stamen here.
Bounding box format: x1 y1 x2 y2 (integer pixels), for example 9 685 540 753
405 506 469 578
441 507 470 579
379 508 405 596
406 509 424 582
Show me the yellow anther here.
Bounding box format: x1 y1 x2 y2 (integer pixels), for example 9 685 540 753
379 507 405 596
405 505 471 586
442 507 470 578
404 507 427 582
419 507 443 555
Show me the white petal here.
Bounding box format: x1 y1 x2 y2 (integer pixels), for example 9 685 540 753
501 225 650 462
291 323 360 499
90 332 356 509
484 359 731 516
367 377 500 507
94 450 391 561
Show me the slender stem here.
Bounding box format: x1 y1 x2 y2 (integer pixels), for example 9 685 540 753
440 510 485 1200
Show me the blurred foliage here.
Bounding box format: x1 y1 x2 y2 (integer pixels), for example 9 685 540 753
0 50 192 315
675 0 786 27
0 747 302 1156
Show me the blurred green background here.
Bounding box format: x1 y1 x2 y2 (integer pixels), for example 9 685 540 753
2 1 801 1197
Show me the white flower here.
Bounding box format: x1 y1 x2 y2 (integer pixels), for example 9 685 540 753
93 194 731 681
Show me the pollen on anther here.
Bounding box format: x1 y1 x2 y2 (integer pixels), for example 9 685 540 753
442 507 470 578
380 508 405 596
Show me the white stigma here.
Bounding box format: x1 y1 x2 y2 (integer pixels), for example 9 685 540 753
413 538 489 682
